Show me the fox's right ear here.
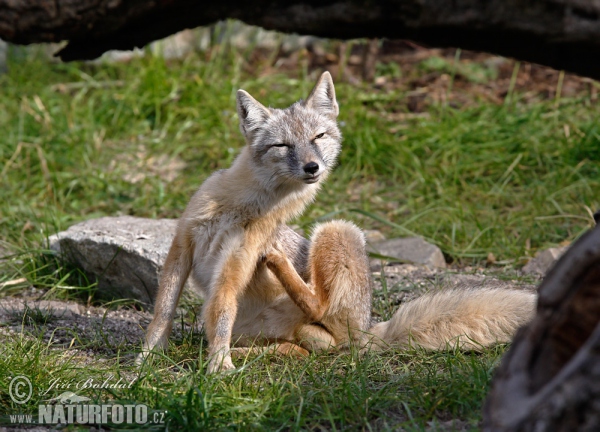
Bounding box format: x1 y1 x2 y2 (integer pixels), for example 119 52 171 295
304 71 339 118
236 90 271 139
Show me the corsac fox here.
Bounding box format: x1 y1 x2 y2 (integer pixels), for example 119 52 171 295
141 72 536 373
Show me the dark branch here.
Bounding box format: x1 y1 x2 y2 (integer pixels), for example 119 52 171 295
1 1 600 77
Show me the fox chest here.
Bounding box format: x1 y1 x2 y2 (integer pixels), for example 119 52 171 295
190 216 281 293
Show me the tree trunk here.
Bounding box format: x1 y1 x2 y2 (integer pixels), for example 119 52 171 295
2 1 600 79
483 224 600 431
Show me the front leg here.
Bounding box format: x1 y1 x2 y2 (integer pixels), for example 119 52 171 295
139 232 193 363
266 251 328 322
204 234 259 373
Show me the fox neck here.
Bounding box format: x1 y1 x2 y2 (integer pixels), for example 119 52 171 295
220 147 320 224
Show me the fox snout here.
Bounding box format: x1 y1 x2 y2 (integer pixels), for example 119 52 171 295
302 161 321 184
303 162 319 174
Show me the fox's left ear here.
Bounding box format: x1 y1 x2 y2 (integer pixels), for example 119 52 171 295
304 71 339 118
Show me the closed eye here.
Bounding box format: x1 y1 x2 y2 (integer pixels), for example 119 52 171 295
314 133 325 139
271 143 289 148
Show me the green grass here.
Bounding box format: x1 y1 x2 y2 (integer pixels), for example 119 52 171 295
1 326 502 430
0 41 598 429
0 48 597 266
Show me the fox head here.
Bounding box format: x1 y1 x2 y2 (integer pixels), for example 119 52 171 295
236 72 342 187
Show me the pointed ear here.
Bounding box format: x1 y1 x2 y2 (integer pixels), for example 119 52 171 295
304 71 339 118
236 90 271 138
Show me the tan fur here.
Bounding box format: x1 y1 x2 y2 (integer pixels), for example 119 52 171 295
367 288 536 351
140 72 536 373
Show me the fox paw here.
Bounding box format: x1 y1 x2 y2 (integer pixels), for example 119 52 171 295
265 254 287 274
230 347 254 359
207 353 235 373
275 342 310 357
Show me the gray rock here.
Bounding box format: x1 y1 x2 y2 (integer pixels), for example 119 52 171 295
368 237 446 269
522 246 569 276
49 216 183 307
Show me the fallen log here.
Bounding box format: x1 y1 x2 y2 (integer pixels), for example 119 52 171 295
483 224 600 431
1 1 600 79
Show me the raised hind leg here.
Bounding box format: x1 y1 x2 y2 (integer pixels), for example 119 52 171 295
266 220 373 350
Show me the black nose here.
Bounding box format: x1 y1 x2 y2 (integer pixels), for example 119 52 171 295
594 209 600 225
303 162 319 175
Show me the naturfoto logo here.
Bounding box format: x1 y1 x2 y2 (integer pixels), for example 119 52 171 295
6 375 166 426
37 403 151 425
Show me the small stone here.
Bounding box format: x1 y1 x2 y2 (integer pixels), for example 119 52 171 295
49 216 185 307
522 246 569 276
368 237 446 269
374 76 387 87
363 229 385 243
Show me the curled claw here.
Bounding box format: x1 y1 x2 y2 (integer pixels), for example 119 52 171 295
265 251 285 266
259 251 284 267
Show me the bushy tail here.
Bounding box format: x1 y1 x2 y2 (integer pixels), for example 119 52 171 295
367 288 536 351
